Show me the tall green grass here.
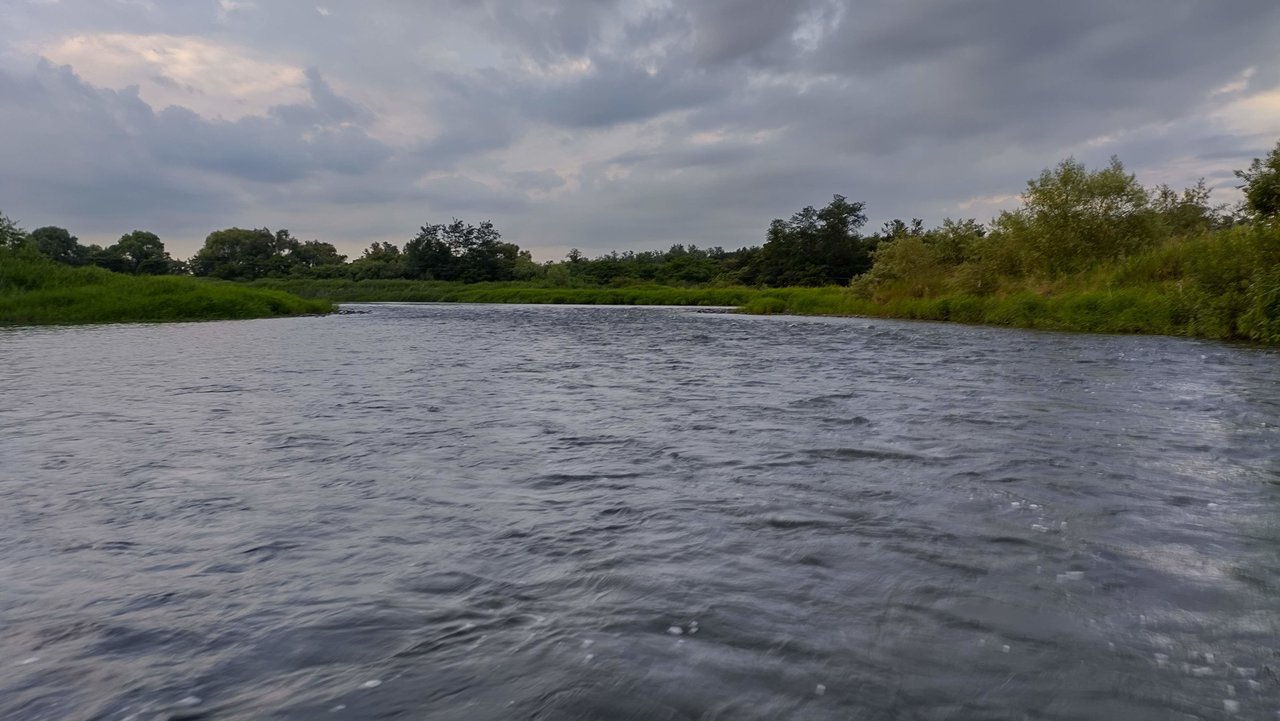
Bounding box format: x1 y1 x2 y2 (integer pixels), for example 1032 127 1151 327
1 251 332 326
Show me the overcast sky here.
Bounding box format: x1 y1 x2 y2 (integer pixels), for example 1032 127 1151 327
2 0 1278 261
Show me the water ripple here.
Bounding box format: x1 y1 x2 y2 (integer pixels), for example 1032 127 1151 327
1 304 1278 720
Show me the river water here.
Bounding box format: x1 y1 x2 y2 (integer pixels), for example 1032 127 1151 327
1 304 1278 720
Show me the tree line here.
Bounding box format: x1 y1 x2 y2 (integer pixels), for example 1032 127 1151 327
4 139 1279 289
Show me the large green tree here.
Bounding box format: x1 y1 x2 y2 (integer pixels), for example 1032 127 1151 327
750 195 870 286
1236 140 1280 220
29 226 87 265
991 157 1160 275
110 230 175 274
404 219 525 282
190 228 298 280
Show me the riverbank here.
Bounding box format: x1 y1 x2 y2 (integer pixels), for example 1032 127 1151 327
739 287 1204 336
0 251 333 326
251 279 771 307
253 264 1279 344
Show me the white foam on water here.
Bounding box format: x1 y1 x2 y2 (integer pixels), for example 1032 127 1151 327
815 684 826 696
667 626 683 636
1224 699 1240 713
361 680 382 689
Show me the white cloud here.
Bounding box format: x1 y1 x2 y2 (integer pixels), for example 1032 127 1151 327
1211 87 1280 139
37 33 308 120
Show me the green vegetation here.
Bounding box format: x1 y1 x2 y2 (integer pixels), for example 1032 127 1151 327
178 196 871 287
6 138 1280 342
743 153 1280 343
0 246 331 326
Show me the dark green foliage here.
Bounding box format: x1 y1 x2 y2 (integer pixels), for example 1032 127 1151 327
191 227 291 280
288 240 347 275
348 242 407 280
29 226 87 265
1236 141 1280 220
0 248 331 325
748 195 871 286
190 228 343 280
100 230 183 274
563 244 733 286
403 219 527 282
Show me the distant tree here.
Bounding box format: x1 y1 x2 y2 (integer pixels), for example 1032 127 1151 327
289 240 347 275
29 226 87 265
404 219 521 282
348 242 407 280
1152 180 1226 236
106 230 175 274
190 227 297 280
880 218 925 239
751 195 870 286
85 243 126 272
0 211 26 249
404 225 457 280
1235 140 1280 220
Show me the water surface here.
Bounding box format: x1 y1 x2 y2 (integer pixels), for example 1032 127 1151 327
2 304 1278 720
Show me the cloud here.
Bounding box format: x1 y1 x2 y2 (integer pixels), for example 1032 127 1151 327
0 0 1278 261
36 32 309 119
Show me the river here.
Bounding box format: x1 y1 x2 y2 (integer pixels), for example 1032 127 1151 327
1 304 1278 720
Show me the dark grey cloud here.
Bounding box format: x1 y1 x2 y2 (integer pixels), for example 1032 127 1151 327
688 0 817 66
531 61 726 128
1 0 1277 259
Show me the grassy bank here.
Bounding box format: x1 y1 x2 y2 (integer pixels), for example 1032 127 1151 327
739 287 1200 334
1 251 333 326
253 253 1280 345
741 224 1280 343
